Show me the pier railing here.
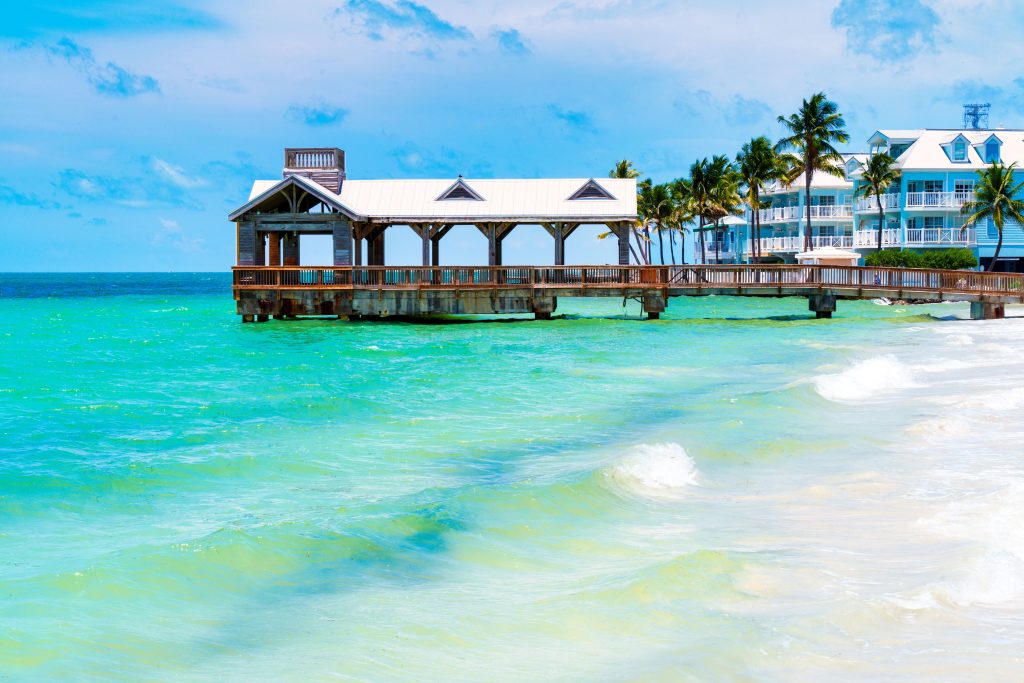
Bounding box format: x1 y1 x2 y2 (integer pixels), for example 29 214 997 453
233 265 1024 298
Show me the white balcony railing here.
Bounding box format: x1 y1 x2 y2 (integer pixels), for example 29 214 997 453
808 205 853 219
809 235 854 249
703 241 736 256
855 194 900 212
905 191 973 209
757 206 801 223
757 205 853 221
854 229 901 247
750 236 802 252
905 228 976 245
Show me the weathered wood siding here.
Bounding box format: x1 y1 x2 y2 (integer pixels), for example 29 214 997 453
237 222 256 266
283 234 299 266
333 221 353 266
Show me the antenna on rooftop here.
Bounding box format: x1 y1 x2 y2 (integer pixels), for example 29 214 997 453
963 103 990 130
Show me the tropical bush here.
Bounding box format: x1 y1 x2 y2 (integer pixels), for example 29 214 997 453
863 249 978 270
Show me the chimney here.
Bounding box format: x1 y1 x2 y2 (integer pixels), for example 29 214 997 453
283 148 346 193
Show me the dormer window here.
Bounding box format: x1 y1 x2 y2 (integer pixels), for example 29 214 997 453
437 178 483 201
953 140 967 162
986 140 1001 163
569 179 615 200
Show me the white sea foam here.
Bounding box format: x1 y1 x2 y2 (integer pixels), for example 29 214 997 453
604 443 698 497
906 415 970 438
814 355 917 402
912 483 1024 608
958 387 1024 411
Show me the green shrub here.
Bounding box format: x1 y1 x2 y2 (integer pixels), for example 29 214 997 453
863 249 925 268
863 248 978 270
922 248 978 270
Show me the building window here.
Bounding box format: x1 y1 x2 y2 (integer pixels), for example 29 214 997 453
986 141 1000 163
953 141 967 161
924 216 943 231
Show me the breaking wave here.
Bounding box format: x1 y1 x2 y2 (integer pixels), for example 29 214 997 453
603 443 698 497
814 355 917 402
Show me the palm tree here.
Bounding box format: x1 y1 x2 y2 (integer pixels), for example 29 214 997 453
678 157 738 264
638 182 674 264
599 161 646 263
855 153 900 250
609 160 641 179
775 93 849 252
961 162 1024 271
708 157 743 262
737 136 787 262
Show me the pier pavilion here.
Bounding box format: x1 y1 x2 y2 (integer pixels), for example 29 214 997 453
229 148 637 270
230 148 1024 321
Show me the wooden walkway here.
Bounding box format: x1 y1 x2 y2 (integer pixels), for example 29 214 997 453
232 265 1024 321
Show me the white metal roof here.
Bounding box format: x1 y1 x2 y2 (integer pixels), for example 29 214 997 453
762 154 862 194
893 129 1024 170
237 175 637 223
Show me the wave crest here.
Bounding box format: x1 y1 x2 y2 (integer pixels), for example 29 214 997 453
814 355 916 402
604 443 698 497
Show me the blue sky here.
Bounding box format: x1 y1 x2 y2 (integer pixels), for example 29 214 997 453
2 0 1024 270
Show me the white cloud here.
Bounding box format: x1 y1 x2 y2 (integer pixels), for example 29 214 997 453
152 218 205 254
150 158 208 189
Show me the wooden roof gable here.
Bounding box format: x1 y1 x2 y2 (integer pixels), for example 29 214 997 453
228 174 363 221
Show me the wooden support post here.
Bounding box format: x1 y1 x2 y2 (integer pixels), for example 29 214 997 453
267 232 281 266
542 222 576 266
242 314 255 323
808 294 837 319
487 224 497 266
430 224 452 266
642 292 666 319
254 233 266 266
256 314 270 323
970 301 1005 320
354 236 362 266
332 221 352 266
372 229 386 266
414 224 430 267
606 222 631 265
283 234 299 266
236 221 257 266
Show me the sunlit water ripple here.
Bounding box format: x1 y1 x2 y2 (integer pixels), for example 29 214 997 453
1 273 1022 681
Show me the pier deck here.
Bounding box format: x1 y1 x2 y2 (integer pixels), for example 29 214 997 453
232 264 1024 321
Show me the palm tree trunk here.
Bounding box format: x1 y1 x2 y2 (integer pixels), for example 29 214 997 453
632 227 648 265
714 220 721 262
804 168 813 252
628 240 643 266
698 217 707 264
657 224 665 265
752 189 760 262
877 192 884 250
668 228 677 265
989 224 1004 272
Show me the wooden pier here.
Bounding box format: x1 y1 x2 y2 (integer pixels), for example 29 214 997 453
233 264 1024 321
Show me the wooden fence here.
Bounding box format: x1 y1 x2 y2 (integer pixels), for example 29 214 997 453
232 265 1024 297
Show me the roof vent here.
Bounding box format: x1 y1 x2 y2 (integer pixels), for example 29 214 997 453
437 178 483 201
283 148 346 193
569 179 615 200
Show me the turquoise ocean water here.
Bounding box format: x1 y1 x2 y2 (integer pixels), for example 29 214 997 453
2 273 1023 681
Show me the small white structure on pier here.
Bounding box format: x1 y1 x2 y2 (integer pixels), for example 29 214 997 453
795 247 861 267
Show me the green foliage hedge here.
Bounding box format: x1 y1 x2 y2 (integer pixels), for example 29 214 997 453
863 248 978 270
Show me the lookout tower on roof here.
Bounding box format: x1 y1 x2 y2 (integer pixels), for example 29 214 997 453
283 148 345 193
963 103 991 130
